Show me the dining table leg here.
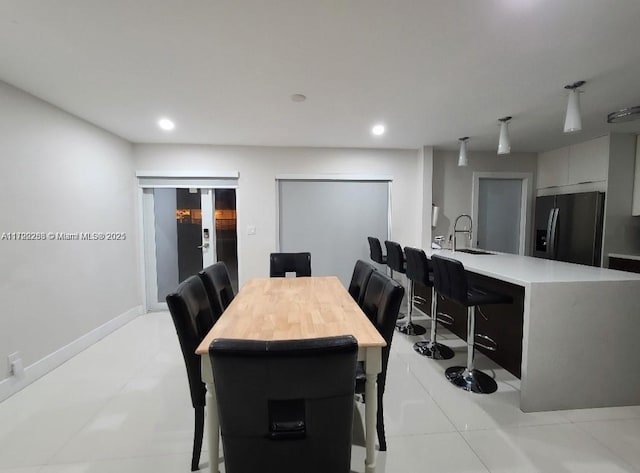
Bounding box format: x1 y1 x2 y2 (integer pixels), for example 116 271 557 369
202 357 220 473
364 346 382 473
205 383 220 473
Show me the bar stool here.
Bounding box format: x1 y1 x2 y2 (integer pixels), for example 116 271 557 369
385 240 412 329
369 237 405 320
431 254 512 394
367 237 387 270
405 247 454 358
396 246 428 336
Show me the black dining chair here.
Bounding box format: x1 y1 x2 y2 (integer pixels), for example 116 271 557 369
355 270 405 451
269 252 312 277
199 261 235 318
209 335 359 473
348 259 376 306
166 275 217 471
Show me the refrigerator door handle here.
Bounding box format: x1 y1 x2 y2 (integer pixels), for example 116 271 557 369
549 208 559 258
545 209 555 255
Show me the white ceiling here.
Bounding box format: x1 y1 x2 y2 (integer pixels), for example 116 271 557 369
1 0 640 152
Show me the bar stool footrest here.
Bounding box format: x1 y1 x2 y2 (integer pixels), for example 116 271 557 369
474 333 497 351
436 312 454 326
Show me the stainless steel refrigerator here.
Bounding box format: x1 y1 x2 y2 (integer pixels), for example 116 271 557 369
533 191 605 266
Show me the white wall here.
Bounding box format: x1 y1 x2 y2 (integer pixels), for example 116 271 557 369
0 81 141 391
432 150 538 251
417 146 434 249
133 145 422 284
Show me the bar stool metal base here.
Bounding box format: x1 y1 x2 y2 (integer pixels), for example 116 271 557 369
413 340 454 360
445 366 497 394
396 321 426 335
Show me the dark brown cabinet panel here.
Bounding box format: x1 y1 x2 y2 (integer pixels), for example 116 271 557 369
414 273 525 378
609 257 640 273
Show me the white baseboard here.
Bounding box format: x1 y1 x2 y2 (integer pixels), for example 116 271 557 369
0 305 143 403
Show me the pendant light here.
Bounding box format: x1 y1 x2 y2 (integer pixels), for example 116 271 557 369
497 116 512 155
564 81 585 133
458 137 469 167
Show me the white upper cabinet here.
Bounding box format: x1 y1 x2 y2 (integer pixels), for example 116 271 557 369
633 135 640 216
568 135 609 185
537 146 569 189
537 135 609 190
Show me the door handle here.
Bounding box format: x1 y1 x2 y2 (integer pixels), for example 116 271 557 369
549 209 559 258
197 243 210 249
545 209 554 254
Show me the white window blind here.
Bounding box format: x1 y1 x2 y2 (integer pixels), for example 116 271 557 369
278 179 390 286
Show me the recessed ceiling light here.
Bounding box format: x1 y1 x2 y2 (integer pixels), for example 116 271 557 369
158 118 175 131
291 94 307 102
371 124 385 136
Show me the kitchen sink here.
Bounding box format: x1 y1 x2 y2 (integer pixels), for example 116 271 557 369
455 248 495 255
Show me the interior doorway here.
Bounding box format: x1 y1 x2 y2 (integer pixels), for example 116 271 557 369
141 186 238 311
472 172 532 255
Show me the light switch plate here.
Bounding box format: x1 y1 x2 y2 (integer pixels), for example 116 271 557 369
247 225 256 235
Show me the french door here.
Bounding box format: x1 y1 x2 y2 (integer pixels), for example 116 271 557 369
142 187 237 311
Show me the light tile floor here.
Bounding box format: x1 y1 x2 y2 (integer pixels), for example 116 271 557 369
2 312 640 473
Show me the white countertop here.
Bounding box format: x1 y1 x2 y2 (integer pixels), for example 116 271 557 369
609 253 640 262
426 249 640 286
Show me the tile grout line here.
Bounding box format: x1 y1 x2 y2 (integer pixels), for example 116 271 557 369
571 419 640 473
395 342 469 431
36 318 166 468
398 346 492 472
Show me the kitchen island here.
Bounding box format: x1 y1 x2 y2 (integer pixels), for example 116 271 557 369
421 249 640 412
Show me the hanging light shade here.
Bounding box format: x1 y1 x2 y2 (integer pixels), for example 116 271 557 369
497 116 512 155
458 137 469 167
564 81 585 133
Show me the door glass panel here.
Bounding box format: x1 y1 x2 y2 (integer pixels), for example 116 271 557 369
153 188 179 302
153 188 204 302
214 189 238 292
145 186 238 308
477 179 522 254
176 188 203 282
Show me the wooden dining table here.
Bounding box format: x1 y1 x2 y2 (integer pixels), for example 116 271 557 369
195 276 386 473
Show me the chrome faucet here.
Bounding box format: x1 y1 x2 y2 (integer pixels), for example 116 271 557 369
453 214 473 252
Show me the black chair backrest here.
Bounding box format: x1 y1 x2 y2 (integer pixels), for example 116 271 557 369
199 262 235 319
384 240 405 273
367 237 385 264
360 271 405 386
209 335 358 473
431 254 469 306
166 275 216 408
269 252 312 277
404 247 432 286
348 260 376 305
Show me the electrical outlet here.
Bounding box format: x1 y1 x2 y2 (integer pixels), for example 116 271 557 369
8 352 25 378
